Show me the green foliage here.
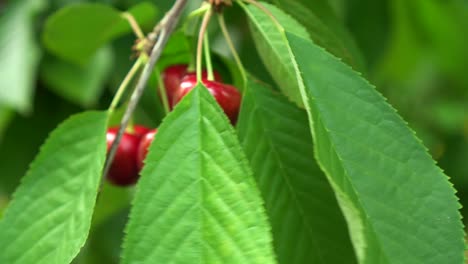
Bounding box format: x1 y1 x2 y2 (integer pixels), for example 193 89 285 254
286 32 465 264
414 0 468 86
0 106 13 143
0 196 7 218
40 47 114 107
90 183 132 229
0 0 466 263
121 85 275 264
270 0 366 72
241 2 309 107
42 2 158 65
0 111 108 264
237 78 356 264
0 0 47 113
0 91 81 195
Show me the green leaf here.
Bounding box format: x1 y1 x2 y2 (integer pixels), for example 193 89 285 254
90 182 132 229
161 30 191 58
0 94 81 195
121 85 276 264
0 0 46 113
125 1 159 32
0 111 108 264
42 2 158 65
0 195 7 219
40 46 113 107
237 78 356 264
376 0 427 82
286 32 465 264
156 30 192 73
270 0 366 72
415 0 468 83
241 2 309 107
376 0 468 87
0 105 14 143
345 0 390 67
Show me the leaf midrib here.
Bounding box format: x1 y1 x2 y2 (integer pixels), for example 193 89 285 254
198 92 252 264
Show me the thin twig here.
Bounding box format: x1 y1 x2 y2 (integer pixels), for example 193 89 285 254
103 0 188 182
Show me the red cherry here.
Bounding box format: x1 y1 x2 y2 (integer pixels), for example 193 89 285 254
161 64 222 108
133 125 150 138
136 129 158 170
162 65 188 106
105 125 150 186
173 74 241 124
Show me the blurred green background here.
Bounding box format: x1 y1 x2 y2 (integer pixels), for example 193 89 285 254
0 0 467 262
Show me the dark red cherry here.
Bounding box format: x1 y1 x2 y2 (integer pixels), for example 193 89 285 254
136 129 158 170
161 64 222 108
105 125 149 186
173 74 241 124
162 65 188 106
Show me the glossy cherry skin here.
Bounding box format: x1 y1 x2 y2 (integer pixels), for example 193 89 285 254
173 74 241 124
136 129 158 171
106 126 149 186
161 64 222 108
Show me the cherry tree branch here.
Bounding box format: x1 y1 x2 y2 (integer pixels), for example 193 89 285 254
103 0 188 181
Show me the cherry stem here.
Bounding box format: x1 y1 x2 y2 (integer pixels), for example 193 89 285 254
196 5 213 83
204 34 215 81
183 2 210 38
108 56 145 113
156 66 170 114
217 13 246 83
240 0 282 31
187 3 211 21
121 12 145 39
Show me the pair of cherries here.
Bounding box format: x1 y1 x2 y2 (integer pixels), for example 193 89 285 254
106 126 156 186
105 65 242 186
162 64 241 124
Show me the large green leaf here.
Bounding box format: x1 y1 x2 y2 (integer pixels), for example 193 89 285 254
40 46 113 107
121 85 275 264
42 2 158 65
286 32 465 264
237 78 356 264
0 111 108 264
270 0 366 72
241 2 309 107
0 0 46 113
